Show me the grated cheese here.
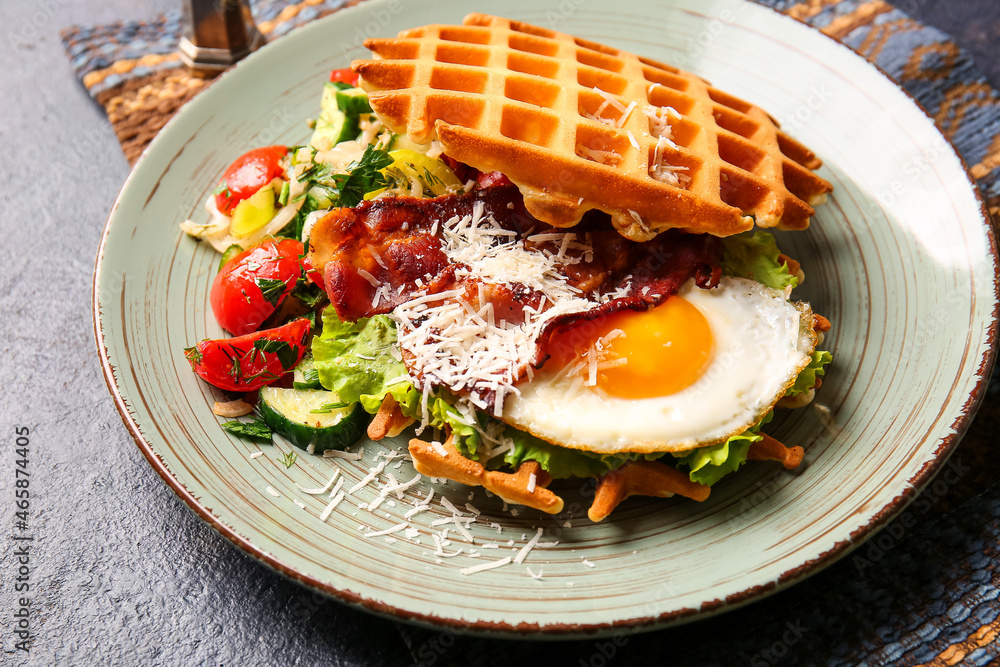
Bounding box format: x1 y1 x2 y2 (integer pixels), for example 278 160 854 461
298 470 340 495
323 450 362 461
514 528 544 564
460 557 512 576
349 460 387 494
363 522 408 538
320 492 345 521
391 204 617 430
266 487 280 498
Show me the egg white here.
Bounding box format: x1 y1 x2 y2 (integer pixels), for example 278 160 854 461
501 276 817 454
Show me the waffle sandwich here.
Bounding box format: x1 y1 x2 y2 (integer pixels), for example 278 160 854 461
353 13 832 241
300 15 833 521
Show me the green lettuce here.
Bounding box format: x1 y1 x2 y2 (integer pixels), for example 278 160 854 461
311 308 484 451
311 310 826 486
673 413 772 486
787 350 833 396
722 231 798 291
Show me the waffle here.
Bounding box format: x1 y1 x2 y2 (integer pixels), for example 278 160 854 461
588 460 711 522
409 436 565 514
353 14 832 241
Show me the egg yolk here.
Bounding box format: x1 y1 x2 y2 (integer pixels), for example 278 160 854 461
549 296 714 399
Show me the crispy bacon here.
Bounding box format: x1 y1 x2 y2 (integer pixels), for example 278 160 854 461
309 186 534 321
308 185 724 402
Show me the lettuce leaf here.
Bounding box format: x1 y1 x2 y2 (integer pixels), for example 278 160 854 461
311 310 810 486
312 308 484 451
722 232 798 291
501 431 644 479
311 309 412 406
787 350 833 396
673 413 772 486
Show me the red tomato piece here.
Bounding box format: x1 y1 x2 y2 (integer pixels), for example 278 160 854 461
329 67 360 86
214 145 288 215
439 155 480 184
211 239 304 336
476 171 512 188
300 253 324 288
184 318 311 392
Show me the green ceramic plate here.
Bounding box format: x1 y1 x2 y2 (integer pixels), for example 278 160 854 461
95 0 998 636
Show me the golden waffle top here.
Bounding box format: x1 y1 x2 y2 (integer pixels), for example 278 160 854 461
352 13 832 241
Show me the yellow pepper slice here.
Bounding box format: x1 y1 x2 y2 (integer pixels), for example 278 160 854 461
365 149 463 200
229 185 277 237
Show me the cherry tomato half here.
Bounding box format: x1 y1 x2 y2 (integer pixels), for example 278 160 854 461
185 318 311 392
214 146 288 215
330 67 360 87
211 238 304 336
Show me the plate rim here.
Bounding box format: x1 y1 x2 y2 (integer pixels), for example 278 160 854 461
92 0 1000 636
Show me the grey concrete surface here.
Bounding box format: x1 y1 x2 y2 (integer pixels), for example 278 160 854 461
0 1 410 665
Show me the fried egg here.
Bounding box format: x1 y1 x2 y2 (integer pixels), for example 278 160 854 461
500 276 818 454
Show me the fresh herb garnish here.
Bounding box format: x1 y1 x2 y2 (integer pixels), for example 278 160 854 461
211 181 231 197
222 417 272 442
279 450 297 468
290 281 325 309
293 366 321 390
338 145 394 207
309 401 348 414
256 277 287 307
278 180 290 206
183 345 203 368
253 338 298 371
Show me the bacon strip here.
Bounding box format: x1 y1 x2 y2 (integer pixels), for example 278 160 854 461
308 186 724 404
309 186 533 321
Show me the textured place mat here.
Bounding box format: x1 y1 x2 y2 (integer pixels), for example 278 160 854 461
63 0 1000 664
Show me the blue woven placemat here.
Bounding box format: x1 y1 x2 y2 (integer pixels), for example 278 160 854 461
62 1 1000 664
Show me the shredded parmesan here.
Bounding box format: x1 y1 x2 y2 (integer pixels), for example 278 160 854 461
320 492 345 521
363 523 408 538
391 204 619 429
297 470 340 495
514 528 544 564
323 450 362 461
460 557 512 575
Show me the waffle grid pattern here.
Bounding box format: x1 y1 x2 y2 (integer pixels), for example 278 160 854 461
355 13 832 239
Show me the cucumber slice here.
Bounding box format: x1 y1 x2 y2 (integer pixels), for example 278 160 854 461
259 386 368 453
310 111 361 151
310 83 361 150
388 134 431 153
335 87 373 115
218 243 243 271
